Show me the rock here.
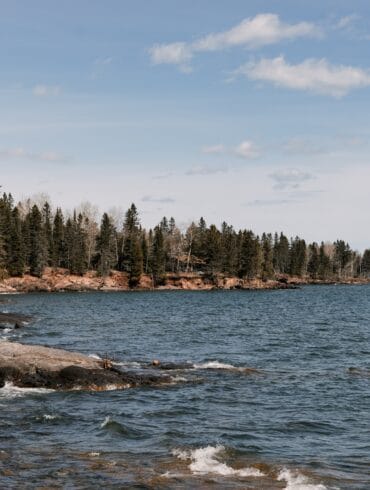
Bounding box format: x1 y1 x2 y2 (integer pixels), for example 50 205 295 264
0 341 170 391
0 312 33 328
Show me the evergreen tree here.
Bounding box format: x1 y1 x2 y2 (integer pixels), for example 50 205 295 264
318 242 332 279
29 205 48 277
289 237 307 276
7 207 25 276
206 224 222 274
238 230 260 279
150 226 166 285
261 233 274 279
129 236 143 287
307 242 319 279
120 204 141 272
273 232 290 274
42 202 53 264
95 213 117 276
333 240 352 278
52 208 66 268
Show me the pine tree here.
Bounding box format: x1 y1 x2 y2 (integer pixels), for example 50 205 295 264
96 213 117 276
129 236 143 287
29 205 48 277
307 243 319 279
318 242 332 279
7 207 25 276
120 204 140 272
150 226 166 285
238 230 260 279
52 208 66 268
261 233 274 279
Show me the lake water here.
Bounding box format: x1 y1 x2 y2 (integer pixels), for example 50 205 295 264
1 286 370 489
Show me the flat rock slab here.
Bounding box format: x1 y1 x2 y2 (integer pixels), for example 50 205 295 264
0 341 101 372
0 342 170 391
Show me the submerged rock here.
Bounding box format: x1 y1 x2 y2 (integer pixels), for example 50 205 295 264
0 312 33 329
0 342 170 391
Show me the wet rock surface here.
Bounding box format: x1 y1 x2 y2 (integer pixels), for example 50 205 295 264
0 312 33 329
0 342 170 391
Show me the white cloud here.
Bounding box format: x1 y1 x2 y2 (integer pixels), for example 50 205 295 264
149 14 318 71
201 144 226 154
237 56 370 97
149 42 193 72
234 140 259 159
33 85 61 96
269 168 314 190
335 14 359 30
0 147 67 163
193 13 318 51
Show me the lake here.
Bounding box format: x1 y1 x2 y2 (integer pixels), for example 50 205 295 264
1 286 369 489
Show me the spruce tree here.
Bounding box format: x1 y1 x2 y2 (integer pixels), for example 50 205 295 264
29 205 48 277
7 207 25 276
150 226 166 285
96 213 117 276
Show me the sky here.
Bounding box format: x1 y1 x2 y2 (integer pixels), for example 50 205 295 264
1 0 370 250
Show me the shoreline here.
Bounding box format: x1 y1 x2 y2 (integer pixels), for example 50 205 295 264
0 268 368 294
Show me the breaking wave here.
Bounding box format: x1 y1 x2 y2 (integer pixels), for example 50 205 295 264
278 468 329 490
0 382 55 398
193 361 258 373
172 445 264 477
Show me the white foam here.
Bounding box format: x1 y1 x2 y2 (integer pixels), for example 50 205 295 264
89 452 100 457
0 382 54 398
113 361 141 368
101 416 111 428
41 414 59 421
88 354 102 360
172 445 264 478
278 469 329 490
193 361 255 373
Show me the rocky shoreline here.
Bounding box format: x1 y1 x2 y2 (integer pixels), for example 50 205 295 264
0 267 368 294
0 341 173 391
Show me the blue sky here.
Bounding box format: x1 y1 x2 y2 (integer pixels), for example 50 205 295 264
1 1 370 249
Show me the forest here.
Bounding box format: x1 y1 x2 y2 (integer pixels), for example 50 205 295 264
0 192 369 287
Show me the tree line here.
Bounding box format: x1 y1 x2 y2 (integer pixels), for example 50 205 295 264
0 192 369 286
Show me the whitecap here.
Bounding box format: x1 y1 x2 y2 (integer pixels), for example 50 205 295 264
100 416 111 428
193 361 256 373
0 382 55 398
40 414 60 421
113 361 141 368
172 445 264 477
278 468 329 490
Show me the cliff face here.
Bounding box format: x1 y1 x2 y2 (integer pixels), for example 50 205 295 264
0 267 367 293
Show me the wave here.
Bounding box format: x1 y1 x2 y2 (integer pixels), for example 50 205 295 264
0 382 55 398
112 361 142 368
193 361 258 373
278 469 329 490
100 416 143 438
172 445 264 477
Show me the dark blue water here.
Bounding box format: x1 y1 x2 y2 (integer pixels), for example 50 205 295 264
1 286 370 489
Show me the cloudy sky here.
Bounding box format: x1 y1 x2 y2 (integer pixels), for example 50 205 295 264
1 0 370 249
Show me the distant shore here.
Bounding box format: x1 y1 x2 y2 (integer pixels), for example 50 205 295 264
0 267 368 293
